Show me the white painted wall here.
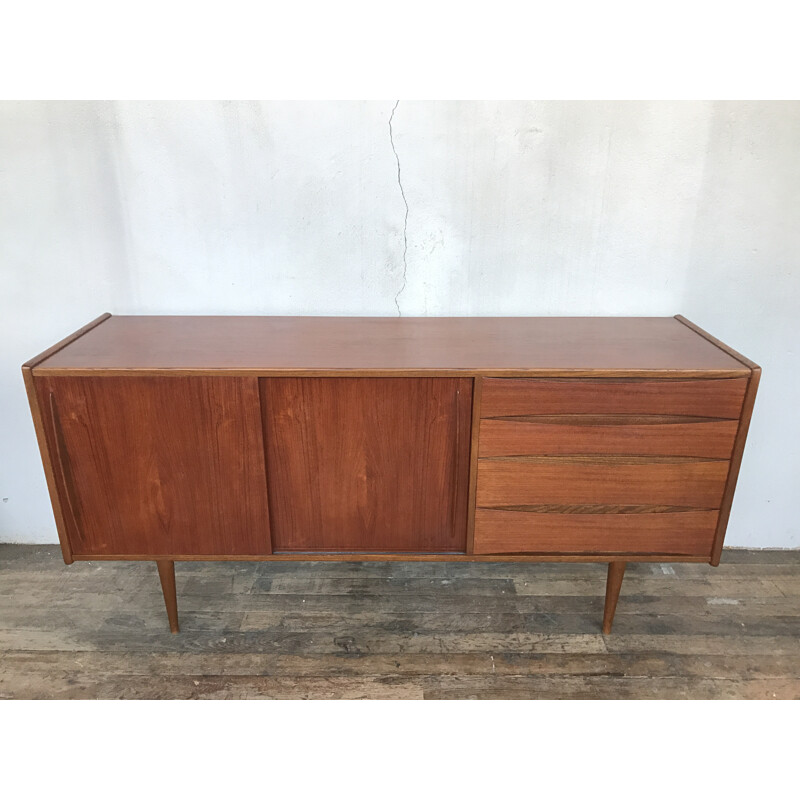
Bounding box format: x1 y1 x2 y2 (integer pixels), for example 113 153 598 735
1 101 797 547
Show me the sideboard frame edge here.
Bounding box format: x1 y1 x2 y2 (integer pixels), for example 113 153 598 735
709 367 761 566
70 553 709 563
21 369 74 564
30 367 751 379
22 310 114 560
673 314 759 371
673 315 761 566
24 312 112 370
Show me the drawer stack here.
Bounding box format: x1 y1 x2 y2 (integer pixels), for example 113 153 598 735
473 378 747 556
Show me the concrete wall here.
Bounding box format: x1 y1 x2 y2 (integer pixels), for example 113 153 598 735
1 100 797 547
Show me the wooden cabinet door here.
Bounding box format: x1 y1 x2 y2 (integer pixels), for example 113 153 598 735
36 376 271 557
262 377 473 552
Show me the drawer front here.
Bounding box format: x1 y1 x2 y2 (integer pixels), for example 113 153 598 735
476 458 729 508
473 376 741 556
473 509 718 556
481 378 747 418
478 417 739 458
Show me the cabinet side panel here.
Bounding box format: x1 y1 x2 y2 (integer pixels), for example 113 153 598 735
36 376 271 557
262 377 472 552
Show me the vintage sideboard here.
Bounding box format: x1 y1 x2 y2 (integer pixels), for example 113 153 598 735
23 314 759 634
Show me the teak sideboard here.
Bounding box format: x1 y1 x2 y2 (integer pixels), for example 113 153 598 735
23 315 760 634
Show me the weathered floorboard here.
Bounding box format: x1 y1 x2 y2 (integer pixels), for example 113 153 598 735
0 545 797 699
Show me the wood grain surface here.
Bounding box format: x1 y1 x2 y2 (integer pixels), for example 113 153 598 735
34 376 272 557
476 458 730 508
473 509 717 556
481 377 747 418
2 545 798 699
478 416 739 458
603 562 627 634
473 373 750 557
22 312 111 369
22 367 74 564
32 316 750 375
23 315 759 571
262 377 472 552
157 560 180 634
674 315 760 371
711 367 762 565
465 376 483 554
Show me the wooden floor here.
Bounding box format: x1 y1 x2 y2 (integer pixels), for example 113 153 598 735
1 545 799 699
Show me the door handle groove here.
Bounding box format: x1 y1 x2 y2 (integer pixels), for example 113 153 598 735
451 387 461 536
48 392 82 541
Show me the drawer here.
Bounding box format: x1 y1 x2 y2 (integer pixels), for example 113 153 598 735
473 509 717 556
476 457 729 508
481 378 747 419
478 417 739 458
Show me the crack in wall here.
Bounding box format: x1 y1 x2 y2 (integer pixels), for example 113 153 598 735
388 100 409 316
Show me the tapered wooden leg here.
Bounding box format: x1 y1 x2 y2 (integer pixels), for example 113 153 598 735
602 561 626 634
157 560 180 633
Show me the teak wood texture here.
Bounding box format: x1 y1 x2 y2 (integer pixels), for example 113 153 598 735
480 377 748 418
23 314 760 635
31 315 750 376
473 509 718 556
262 377 472 552
33 375 272 558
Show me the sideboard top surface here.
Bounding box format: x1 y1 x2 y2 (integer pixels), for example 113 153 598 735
29 315 753 376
